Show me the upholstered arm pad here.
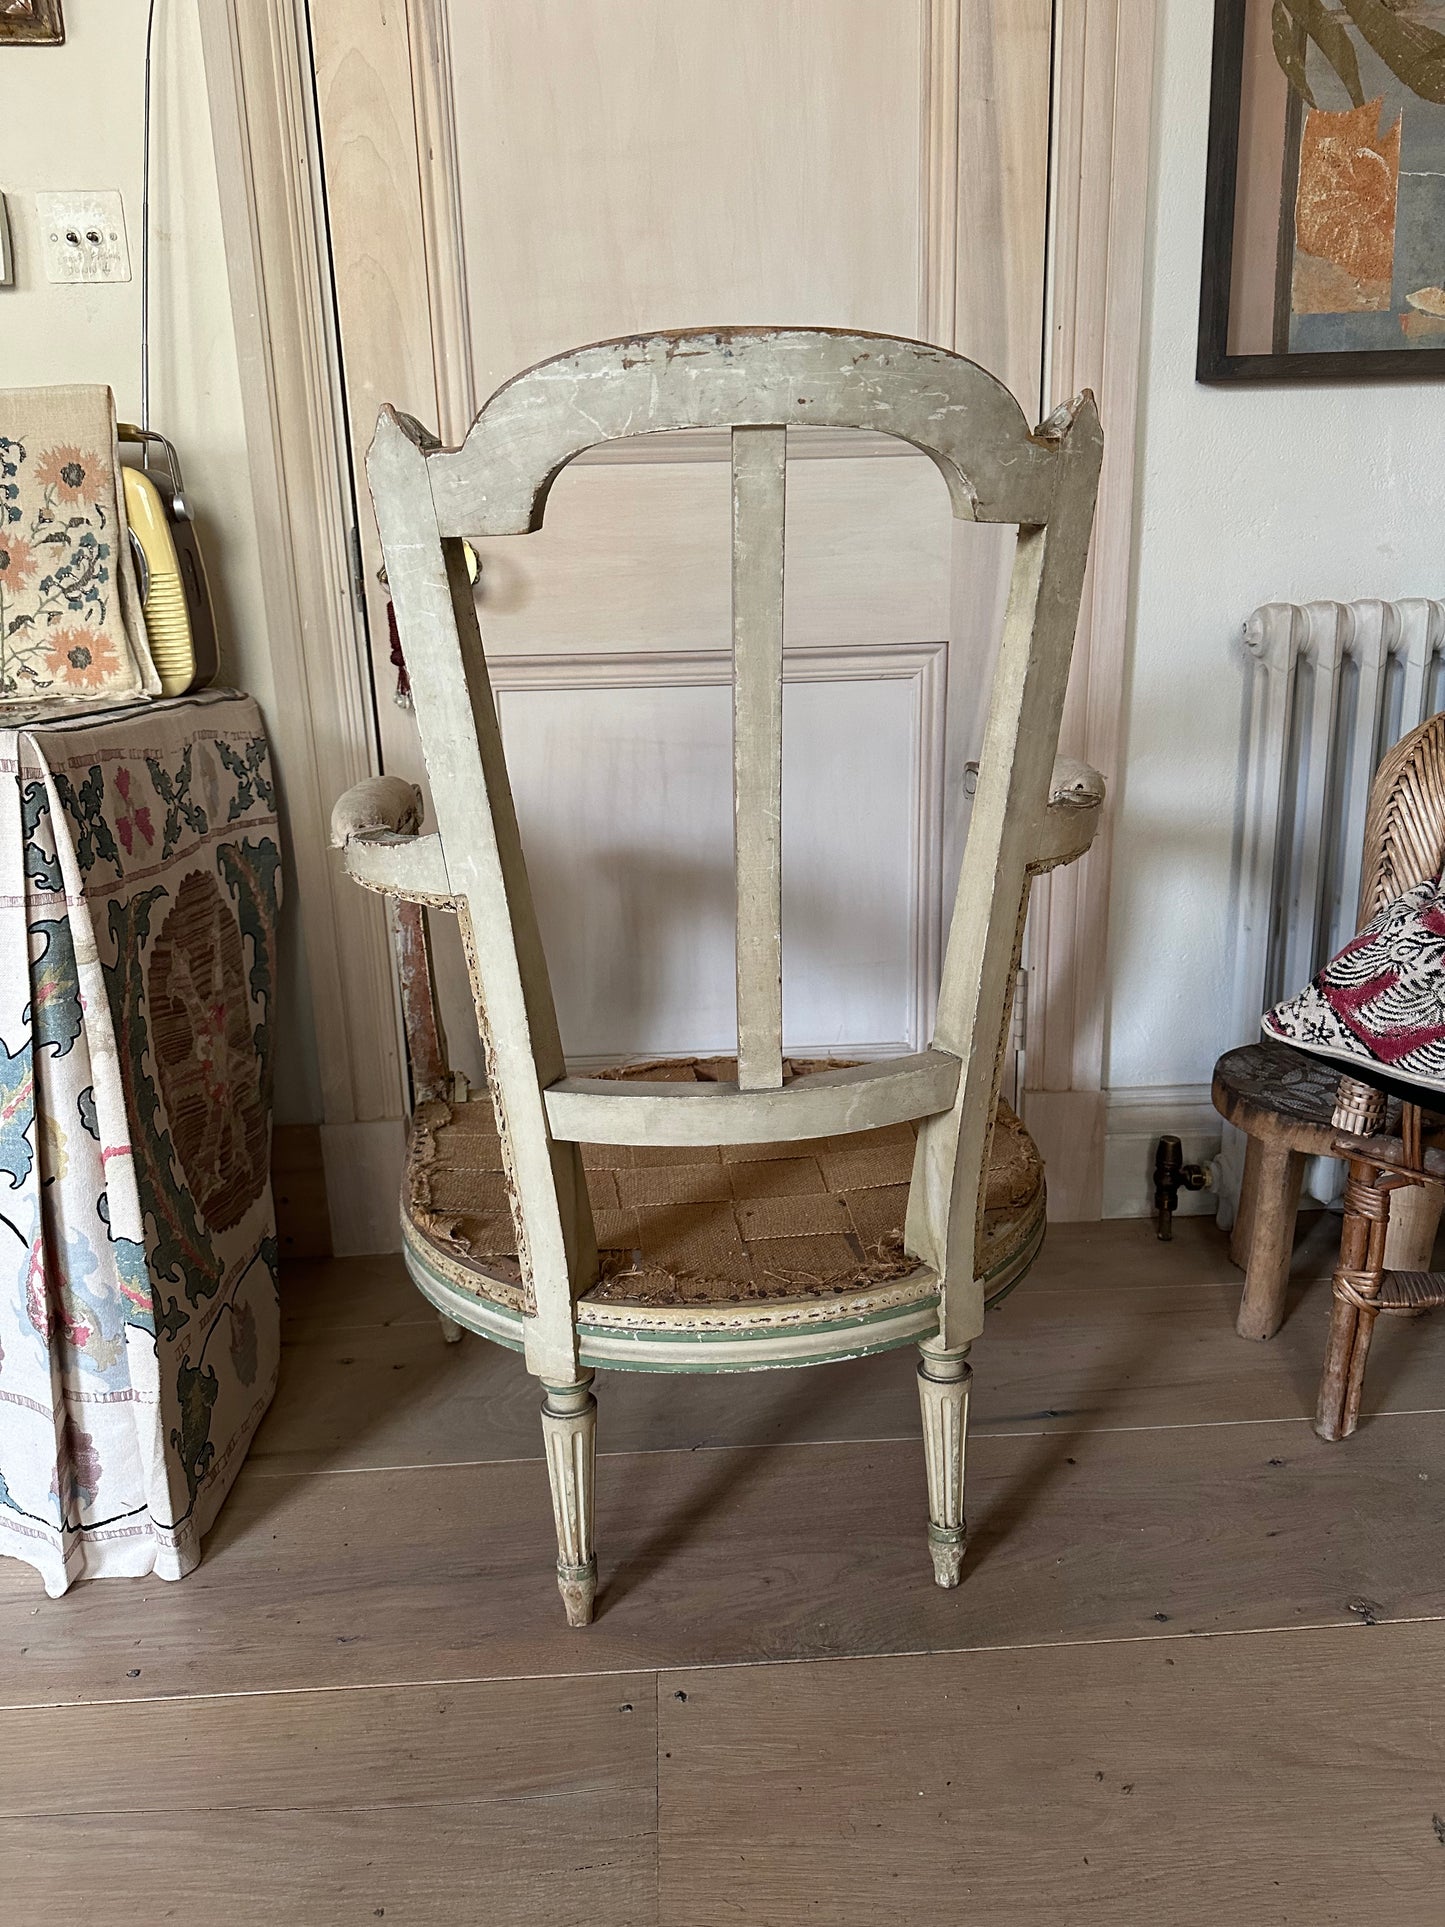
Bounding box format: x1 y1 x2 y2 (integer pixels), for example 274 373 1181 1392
330 777 453 904
1030 758 1106 874
330 775 425 845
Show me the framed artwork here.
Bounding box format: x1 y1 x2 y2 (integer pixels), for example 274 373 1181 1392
0 0 64 44
1199 0 1445 381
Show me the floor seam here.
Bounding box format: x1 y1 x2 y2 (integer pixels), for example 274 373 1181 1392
653 1669 662 1926
238 1402 1445 1478
5 1613 1440 1715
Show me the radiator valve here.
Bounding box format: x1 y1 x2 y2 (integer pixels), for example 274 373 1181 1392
1153 1134 1211 1241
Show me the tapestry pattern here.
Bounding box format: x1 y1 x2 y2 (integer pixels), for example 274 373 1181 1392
0 691 280 1594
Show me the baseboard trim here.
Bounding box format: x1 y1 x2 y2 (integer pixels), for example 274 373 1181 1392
272 1123 331 1259
1103 1083 1221 1221
320 1119 408 1256
1022 1089 1106 1221
281 1083 1229 1247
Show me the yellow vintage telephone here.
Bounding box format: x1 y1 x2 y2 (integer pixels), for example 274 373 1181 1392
118 423 218 698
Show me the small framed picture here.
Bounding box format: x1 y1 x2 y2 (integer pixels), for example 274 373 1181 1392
1199 0 1445 382
0 0 64 46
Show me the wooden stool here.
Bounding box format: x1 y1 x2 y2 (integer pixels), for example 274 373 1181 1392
1213 1041 1445 1340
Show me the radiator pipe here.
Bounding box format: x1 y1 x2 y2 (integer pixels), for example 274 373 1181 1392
1153 1134 1211 1241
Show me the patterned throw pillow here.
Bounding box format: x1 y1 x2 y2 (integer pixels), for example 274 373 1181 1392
0 385 159 707
1263 877 1445 1095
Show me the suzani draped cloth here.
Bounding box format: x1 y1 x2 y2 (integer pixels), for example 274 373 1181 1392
0 690 280 1595
1265 875 1445 1096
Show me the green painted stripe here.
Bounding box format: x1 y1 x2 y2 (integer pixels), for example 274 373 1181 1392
403 1201 1045 1371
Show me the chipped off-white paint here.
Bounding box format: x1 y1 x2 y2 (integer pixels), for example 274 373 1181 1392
731 424 788 1092
539 1375 596 1628
917 1349 971 1586
345 328 1102 1622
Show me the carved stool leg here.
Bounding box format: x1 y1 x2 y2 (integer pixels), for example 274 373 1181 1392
917 1347 971 1589
1316 1164 1390 1443
438 1315 464 1345
1235 1142 1305 1341
1230 1134 1262 1271
540 1374 597 1626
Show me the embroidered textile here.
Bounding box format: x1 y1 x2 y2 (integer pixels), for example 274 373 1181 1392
0 385 158 707
0 691 280 1594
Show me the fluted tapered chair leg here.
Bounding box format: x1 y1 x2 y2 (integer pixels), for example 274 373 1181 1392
540 1374 597 1626
918 1347 971 1587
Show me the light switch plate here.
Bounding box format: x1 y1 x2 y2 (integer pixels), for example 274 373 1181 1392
36 190 131 284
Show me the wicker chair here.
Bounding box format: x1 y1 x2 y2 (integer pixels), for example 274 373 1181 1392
1313 714 1445 1439
331 329 1104 1624
1216 713 1445 1435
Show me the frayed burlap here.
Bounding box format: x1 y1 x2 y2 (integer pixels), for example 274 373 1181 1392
405 1057 1044 1312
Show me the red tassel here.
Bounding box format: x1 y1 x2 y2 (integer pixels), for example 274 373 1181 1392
386 598 411 708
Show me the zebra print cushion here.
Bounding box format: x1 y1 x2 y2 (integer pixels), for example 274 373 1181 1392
1263 877 1445 1093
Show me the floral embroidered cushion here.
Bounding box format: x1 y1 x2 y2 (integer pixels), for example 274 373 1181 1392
1263 875 1445 1095
0 385 159 706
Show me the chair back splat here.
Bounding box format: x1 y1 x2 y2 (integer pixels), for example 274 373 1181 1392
348 328 1103 1621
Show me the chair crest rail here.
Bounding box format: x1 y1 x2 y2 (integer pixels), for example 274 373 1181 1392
424 329 1065 537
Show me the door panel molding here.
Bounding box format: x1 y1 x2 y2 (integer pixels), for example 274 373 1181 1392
1023 0 1157 1218
919 0 962 350
199 2 404 1151
224 0 1154 1222
487 642 947 1066
407 0 476 441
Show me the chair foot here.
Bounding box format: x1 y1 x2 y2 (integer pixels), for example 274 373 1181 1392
1315 1298 1378 1442
557 1560 598 1628
918 1346 971 1590
438 1314 464 1345
927 1525 967 1589
541 1374 597 1627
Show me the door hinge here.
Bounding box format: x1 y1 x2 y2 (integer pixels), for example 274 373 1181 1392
348 524 366 609
1010 967 1028 1056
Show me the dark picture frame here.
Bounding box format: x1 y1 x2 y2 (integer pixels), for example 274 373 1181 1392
0 0 65 46
1199 0 1445 383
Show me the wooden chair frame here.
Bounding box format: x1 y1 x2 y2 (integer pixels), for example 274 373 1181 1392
336 328 1103 1623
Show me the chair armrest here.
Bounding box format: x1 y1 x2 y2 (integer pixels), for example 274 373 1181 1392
1029 758 1106 874
330 777 452 903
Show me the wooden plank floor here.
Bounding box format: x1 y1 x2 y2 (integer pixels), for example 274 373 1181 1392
4 1218 1445 1923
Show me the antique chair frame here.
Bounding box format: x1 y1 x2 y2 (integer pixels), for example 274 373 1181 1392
333 329 1103 1623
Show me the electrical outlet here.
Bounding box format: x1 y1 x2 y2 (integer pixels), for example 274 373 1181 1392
36 191 131 284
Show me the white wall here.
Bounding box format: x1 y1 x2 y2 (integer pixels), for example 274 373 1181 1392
0 0 320 1123
14 0 1429 1204
1102 0 1445 1209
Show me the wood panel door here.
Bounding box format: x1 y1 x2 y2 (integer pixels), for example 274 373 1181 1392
310 0 1051 1087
